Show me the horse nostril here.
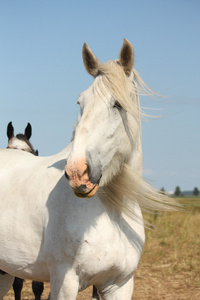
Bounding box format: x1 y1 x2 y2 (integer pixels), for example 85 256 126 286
79 184 87 192
65 171 69 180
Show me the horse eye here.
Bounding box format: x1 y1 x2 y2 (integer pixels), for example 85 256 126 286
113 101 122 109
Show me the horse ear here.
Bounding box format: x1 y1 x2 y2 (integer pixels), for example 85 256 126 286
7 122 14 139
82 43 100 77
25 123 32 140
119 39 134 76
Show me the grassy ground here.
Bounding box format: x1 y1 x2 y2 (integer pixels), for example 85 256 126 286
133 197 200 299
4 197 200 299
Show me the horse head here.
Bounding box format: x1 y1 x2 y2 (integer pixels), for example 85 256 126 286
65 39 141 198
7 122 38 156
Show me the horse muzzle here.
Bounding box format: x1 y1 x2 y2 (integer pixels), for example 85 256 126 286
73 184 99 198
65 158 99 198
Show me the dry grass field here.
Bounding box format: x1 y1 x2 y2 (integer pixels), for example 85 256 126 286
4 197 200 300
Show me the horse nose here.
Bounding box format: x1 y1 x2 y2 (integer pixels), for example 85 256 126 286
65 158 88 183
65 157 100 198
65 173 88 193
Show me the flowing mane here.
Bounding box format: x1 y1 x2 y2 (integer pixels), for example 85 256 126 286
88 60 158 117
99 164 180 225
89 61 180 221
93 61 139 117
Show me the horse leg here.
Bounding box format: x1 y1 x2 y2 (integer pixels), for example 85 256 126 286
13 277 23 300
0 273 14 299
50 264 79 300
91 285 100 300
32 281 44 300
100 275 134 300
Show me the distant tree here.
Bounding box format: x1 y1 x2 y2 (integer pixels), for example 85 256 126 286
160 187 165 195
193 187 199 197
174 186 181 197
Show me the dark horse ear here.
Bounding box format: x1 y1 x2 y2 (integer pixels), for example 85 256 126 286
119 39 134 76
25 123 32 140
7 122 14 139
82 43 100 77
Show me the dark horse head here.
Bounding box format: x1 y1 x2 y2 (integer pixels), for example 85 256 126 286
7 122 38 156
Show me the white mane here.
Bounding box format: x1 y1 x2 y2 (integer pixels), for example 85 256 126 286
91 61 180 222
96 61 140 117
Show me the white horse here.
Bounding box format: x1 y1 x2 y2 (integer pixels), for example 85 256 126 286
0 39 177 300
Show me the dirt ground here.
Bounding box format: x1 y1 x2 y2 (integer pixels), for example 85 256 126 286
4 269 200 300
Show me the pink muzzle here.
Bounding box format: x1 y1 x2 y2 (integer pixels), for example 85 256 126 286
65 157 98 198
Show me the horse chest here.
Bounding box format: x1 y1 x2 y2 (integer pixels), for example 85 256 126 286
61 214 144 287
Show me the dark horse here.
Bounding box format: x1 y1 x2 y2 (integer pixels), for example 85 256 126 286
1 122 44 300
6 121 38 156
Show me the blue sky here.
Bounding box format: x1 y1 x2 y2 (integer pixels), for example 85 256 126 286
0 0 199 193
